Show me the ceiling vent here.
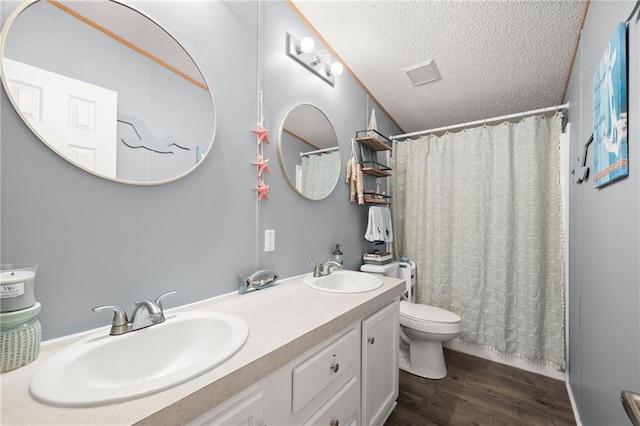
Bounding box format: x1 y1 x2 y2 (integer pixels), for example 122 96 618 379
404 59 441 86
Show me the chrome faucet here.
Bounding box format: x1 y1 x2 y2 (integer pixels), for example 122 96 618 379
93 290 176 336
322 260 343 276
310 260 343 277
130 300 164 330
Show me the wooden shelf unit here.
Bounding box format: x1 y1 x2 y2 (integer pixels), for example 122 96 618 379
362 167 391 178
364 197 391 205
356 129 392 151
356 129 393 204
363 191 391 205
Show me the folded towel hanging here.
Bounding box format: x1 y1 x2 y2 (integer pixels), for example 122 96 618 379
365 206 384 243
365 206 393 244
381 206 393 243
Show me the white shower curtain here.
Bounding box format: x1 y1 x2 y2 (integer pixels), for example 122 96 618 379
392 113 565 368
301 150 340 199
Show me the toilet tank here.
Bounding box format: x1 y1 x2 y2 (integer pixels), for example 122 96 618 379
360 262 399 278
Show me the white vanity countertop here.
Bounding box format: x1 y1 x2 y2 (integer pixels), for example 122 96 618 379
1 273 404 425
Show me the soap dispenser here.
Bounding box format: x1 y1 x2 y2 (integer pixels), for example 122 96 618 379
330 244 343 265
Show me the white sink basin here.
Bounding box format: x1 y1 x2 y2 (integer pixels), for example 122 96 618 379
30 311 248 407
304 270 383 293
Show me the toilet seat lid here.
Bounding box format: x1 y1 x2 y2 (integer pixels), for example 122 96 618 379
400 300 461 324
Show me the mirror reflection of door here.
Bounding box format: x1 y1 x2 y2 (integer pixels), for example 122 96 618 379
0 0 216 185
4 58 118 178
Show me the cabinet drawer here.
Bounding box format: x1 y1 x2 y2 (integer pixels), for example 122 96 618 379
304 376 359 426
292 327 358 414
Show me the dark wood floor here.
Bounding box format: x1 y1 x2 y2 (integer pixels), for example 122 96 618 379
385 349 576 426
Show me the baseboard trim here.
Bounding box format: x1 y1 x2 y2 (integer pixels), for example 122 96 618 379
376 400 397 426
565 381 583 426
443 340 566 381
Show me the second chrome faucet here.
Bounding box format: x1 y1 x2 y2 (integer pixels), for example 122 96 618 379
93 290 176 336
311 260 343 277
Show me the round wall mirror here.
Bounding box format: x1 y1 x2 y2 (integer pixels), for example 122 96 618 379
0 0 216 185
278 104 340 200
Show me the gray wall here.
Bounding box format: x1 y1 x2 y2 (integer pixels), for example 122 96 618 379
565 2 640 424
0 0 400 340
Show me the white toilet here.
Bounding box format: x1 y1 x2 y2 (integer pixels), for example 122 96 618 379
361 261 462 380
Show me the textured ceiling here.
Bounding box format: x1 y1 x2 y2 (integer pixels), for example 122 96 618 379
291 0 588 134
55 0 206 88
284 104 338 150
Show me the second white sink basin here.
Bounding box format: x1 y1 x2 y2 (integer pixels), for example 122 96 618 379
30 311 248 407
304 270 383 293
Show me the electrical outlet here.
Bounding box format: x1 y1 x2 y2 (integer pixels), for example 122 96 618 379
264 229 275 252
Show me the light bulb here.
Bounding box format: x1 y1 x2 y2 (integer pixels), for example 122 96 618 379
329 62 344 76
299 37 315 54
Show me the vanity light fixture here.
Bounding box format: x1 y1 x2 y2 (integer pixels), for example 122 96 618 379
297 36 315 54
328 62 344 77
286 32 343 87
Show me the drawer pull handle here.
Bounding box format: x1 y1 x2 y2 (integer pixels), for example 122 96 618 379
330 419 339 426
368 336 375 344
330 362 339 373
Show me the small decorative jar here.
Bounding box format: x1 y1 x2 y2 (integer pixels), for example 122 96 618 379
1 263 38 313
0 302 42 373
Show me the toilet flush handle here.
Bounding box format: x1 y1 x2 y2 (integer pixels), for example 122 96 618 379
368 336 375 344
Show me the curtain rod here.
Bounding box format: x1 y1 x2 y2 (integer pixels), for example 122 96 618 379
390 102 569 141
300 146 339 157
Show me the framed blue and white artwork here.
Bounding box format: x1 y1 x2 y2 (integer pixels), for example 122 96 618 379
593 22 628 188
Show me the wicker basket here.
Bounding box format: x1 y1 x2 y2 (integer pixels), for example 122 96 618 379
0 302 42 373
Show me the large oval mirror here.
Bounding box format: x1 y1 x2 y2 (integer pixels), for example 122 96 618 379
0 0 216 185
278 104 340 200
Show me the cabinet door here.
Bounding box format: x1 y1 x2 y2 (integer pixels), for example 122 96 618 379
361 300 399 426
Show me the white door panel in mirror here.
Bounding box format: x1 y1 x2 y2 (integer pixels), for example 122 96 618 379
5 58 118 178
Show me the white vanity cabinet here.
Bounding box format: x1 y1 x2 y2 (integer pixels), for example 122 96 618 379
303 376 359 426
189 385 265 426
1 273 405 426
267 323 362 426
362 300 399 426
189 299 399 426
291 326 360 421
190 324 361 426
